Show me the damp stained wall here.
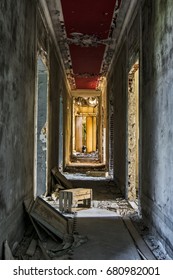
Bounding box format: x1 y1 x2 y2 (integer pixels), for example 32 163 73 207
0 0 68 258
141 0 173 257
0 0 36 258
107 2 140 196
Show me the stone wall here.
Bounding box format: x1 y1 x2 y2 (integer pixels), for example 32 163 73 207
141 0 173 257
0 0 68 258
0 0 36 258
108 4 140 195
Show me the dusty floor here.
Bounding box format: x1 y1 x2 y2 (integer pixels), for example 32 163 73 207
13 177 171 260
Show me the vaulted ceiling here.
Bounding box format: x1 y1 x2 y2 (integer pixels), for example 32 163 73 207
45 0 124 91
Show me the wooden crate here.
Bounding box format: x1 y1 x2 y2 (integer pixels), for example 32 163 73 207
28 197 69 239
59 188 92 212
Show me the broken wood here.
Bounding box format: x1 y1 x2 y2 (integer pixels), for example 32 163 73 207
26 239 37 257
38 240 50 260
59 188 92 212
123 217 156 260
4 240 14 260
29 197 69 239
51 166 73 189
29 215 47 241
36 221 59 242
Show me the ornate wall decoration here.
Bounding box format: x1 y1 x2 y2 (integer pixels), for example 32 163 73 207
66 33 113 47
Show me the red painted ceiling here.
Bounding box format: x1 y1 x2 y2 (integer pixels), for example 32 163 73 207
60 0 121 90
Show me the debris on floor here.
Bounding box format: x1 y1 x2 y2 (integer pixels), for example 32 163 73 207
12 196 88 260
92 198 137 216
24 196 70 239
7 171 171 260
129 213 171 260
123 216 156 260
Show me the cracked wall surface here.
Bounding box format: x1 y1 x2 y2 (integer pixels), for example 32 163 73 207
141 0 173 257
0 0 69 259
128 66 139 201
0 0 36 258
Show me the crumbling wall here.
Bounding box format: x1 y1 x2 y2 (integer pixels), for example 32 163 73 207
128 65 139 201
0 0 68 258
107 5 140 196
141 0 173 257
0 0 36 258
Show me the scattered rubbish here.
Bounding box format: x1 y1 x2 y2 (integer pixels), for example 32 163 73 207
18 193 88 260
123 216 156 260
51 191 59 201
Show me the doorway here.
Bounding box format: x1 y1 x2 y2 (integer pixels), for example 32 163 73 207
34 57 49 197
127 61 139 202
72 96 99 163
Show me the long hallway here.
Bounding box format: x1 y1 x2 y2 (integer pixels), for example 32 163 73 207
1 0 173 260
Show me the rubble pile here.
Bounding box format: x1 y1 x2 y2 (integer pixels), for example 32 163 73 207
4 167 89 260
93 198 138 216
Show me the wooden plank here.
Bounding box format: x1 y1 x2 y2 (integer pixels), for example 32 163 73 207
51 166 73 189
30 216 47 241
64 192 68 212
36 221 58 242
26 239 37 257
73 194 91 201
59 192 64 212
63 188 92 195
68 192 72 213
24 201 47 241
30 197 69 239
123 217 156 260
38 240 51 260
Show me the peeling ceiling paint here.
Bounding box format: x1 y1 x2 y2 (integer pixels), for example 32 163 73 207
46 0 122 90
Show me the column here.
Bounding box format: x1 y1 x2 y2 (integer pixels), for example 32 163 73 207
92 116 96 151
86 116 93 153
75 116 82 152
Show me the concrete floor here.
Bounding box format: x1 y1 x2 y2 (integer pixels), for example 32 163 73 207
72 208 141 260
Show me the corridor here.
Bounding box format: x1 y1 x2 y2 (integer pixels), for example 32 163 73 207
1 0 173 260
